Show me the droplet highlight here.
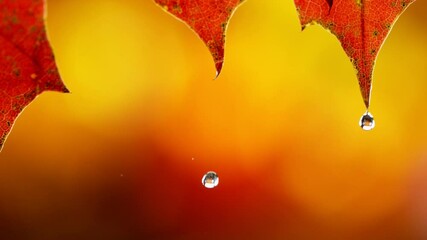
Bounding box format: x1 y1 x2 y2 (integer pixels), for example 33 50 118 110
202 171 219 189
359 111 375 131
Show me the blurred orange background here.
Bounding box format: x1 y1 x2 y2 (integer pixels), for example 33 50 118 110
0 0 427 239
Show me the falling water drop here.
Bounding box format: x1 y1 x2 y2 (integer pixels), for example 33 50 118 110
202 171 219 189
359 111 375 131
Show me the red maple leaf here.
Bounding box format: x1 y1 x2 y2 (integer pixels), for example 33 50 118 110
294 0 415 108
154 0 245 78
0 0 68 151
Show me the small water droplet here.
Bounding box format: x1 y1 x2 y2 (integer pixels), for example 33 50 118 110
359 111 375 131
202 171 219 189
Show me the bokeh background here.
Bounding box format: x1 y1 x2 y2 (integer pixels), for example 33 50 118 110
0 0 426 239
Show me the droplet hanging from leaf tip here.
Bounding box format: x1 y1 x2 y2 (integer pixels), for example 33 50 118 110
359 111 375 131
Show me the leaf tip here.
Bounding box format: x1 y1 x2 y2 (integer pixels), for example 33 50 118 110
0 136 6 152
363 96 370 110
0 133 6 153
359 79 371 109
62 85 71 94
214 61 224 80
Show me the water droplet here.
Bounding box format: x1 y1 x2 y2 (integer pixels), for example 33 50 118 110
359 111 375 131
202 171 219 189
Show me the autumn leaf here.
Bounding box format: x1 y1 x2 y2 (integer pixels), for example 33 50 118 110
154 0 245 78
0 0 68 151
294 0 415 108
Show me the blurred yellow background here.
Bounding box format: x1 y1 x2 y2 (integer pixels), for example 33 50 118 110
0 0 426 239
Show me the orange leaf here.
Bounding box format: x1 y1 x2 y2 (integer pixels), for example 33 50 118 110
154 0 245 78
294 0 415 108
0 0 68 151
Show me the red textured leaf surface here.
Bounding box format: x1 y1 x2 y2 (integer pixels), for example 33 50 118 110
154 0 245 77
294 0 415 108
0 0 68 151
